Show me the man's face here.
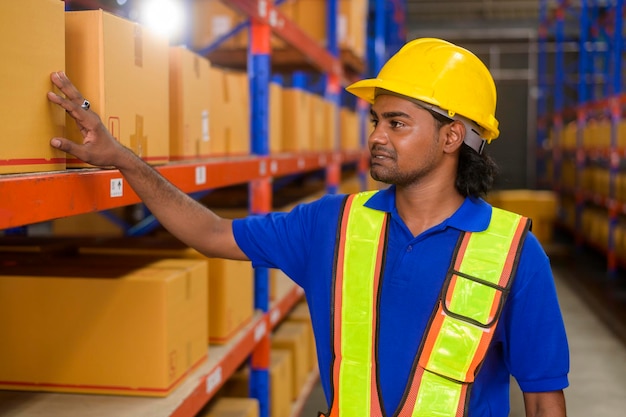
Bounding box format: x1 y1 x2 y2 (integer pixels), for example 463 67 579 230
368 94 444 186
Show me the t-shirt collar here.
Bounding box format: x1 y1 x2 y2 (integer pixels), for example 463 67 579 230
363 185 491 232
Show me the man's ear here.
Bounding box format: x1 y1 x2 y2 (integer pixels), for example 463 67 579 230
443 120 465 153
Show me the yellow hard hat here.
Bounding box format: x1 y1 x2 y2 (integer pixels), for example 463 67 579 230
346 38 499 148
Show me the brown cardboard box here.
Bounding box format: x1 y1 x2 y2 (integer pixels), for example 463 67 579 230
192 0 296 51
310 94 326 152
224 70 250 155
208 257 255 343
220 366 250 397
51 209 126 237
213 351 293 417
79 237 254 344
487 189 558 245
208 66 228 155
65 10 170 167
169 46 212 161
340 108 360 150
282 88 312 152
282 0 367 58
271 321 310 400
0 0 66 174
270 350 294 417
323 99 339 152
287 302 317 372
0 257 207 396
201 397 260 417
191 0 248 50
270 81 284 154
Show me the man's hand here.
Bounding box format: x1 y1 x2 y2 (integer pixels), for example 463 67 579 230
47 71 130 168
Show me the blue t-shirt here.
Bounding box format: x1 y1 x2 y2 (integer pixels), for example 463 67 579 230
233 186 569 416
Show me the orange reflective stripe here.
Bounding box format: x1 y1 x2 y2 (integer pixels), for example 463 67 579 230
328 195 354 417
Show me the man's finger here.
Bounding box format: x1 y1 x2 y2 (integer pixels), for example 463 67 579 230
50 72 90 111
50 137 84 160
47 90 86 126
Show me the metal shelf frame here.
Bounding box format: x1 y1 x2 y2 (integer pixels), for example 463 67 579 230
538 0 625 275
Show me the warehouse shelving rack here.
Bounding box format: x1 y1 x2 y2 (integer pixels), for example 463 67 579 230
0 1 406 416
538 0 626 276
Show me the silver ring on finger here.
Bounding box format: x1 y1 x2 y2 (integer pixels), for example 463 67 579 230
81 99 90 111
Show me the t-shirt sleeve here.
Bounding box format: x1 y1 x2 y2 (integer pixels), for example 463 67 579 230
502 232 570 392
231 195 343 288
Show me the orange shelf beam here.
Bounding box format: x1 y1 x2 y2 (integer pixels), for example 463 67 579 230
0 151 365 231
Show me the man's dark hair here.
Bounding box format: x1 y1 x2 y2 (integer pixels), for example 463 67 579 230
429 110 498 198
456 143 498 198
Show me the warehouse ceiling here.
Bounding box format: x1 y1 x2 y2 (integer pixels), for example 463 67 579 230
406 0 540 24
405 0 542 40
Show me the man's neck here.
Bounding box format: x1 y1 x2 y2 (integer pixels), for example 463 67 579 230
394 182 465 237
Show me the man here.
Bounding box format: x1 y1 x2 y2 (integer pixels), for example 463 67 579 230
48 38 569 416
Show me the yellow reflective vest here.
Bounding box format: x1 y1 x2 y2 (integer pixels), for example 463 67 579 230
323 191 531 417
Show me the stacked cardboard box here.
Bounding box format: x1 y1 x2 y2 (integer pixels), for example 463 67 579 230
218 351 294 417
487 189 558 245
0 255 208 396
271 321 312 400
65 10 170 167
200 397 260 417
0 0 66 174
169 46 212 161
79 236 254 344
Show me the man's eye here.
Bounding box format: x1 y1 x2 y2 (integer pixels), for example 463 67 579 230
370 119 378 127
390 120 404 128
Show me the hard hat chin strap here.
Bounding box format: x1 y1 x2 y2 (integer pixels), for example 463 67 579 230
374 89 487 154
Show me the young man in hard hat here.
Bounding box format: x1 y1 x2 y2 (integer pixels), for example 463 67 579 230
48 38 569 416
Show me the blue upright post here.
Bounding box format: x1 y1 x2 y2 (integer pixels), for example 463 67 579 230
575 0 590 248
248 7 272 417
325 0 341 195
537 0 548 187
553 1 565 195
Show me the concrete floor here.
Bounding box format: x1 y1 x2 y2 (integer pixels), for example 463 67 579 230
301 243 626 416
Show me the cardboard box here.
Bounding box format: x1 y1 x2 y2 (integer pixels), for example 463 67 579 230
79 236 254 344
0 0 66 174
287 302 317 372
0 257 208 396
270 81 284 154
224 70 250 155
208 66 228 155
65 10 170 167
51 208 128 237
169 46 212 161
323 99 338 152
270 350 295 417
201 397 260 417
191 0 248 50
487 189 558 245
310 94 326 152
214 351 292 417
192 0 295 51
340 108 360 151
271 321 310 400
282 88 312 152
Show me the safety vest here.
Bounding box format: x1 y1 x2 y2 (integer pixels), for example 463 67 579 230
323 191 531 417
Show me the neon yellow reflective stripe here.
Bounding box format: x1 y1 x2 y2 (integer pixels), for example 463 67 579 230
339 191 386 417
454 208 521 323
413 371 463 416
423 208 523 384
425 314 485 382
